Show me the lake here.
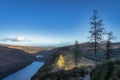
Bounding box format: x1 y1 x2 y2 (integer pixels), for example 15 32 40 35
2 62 44 80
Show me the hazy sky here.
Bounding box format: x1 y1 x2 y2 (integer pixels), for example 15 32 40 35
0 0 120 46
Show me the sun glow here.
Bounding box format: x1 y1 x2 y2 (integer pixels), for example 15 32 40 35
16 37 25 41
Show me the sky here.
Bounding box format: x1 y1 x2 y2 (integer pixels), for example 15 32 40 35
0 0 120 47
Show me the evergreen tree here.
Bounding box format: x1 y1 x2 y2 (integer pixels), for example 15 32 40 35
105 32 115 60
89 9 105 65
74 40 82 68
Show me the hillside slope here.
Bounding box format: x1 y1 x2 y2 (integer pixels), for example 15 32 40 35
31 46 95 80
0 46 33 79
32 42 120 80
91 60 120 80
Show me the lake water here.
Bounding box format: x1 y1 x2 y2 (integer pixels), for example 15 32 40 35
2 62 44 80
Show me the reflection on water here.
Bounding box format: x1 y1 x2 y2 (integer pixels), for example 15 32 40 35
3 62 44 80
36 55 44 58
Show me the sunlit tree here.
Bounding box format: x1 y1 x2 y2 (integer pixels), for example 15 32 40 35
57 54 65 68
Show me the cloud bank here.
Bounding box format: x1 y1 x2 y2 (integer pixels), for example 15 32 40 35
0 37 29 42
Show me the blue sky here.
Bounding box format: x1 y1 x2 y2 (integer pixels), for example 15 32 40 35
0 0 120 46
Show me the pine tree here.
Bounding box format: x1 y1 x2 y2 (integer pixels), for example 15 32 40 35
74 40 82 68
89 9 105 65
105 32 115 60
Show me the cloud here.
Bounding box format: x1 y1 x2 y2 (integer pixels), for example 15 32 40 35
16 37 25 41
0 37 30 42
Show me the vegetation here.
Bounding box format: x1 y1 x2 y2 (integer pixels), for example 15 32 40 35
90 60 120 80
74 40 82 68
57 54 65 68
89 9 105 65
36 67 89 80
105 32 115 60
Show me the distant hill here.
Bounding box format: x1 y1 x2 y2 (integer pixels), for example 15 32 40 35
36 42 120 59
0 44 53 54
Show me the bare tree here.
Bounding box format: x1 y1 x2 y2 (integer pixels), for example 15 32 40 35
105 32 115 60
89 9 105 65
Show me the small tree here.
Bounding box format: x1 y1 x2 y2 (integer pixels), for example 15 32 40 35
89 9 105 65
74 40 82 68
57 54 65 68
105 32 115 60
